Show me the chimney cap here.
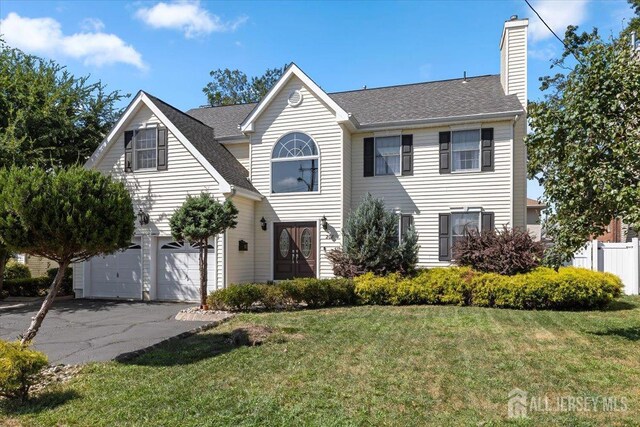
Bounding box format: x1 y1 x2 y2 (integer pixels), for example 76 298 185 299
509 14 518 21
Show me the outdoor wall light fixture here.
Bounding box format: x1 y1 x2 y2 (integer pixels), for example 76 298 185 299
321 215 328 231
260 217 267 231
137 209 150 226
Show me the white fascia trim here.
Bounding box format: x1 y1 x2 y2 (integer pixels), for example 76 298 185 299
225 185 264 201
85 92 233 193
240 64 350 133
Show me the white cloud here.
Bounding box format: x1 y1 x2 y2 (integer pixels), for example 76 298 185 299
528 0 589 42
80 17 105 32
134 1 248 38
528 44 558 61
0 13 145 69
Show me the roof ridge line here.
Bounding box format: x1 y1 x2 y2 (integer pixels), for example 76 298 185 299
143 91 216 132
328 74 500 95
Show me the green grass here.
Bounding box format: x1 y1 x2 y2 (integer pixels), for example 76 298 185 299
3 297 640 426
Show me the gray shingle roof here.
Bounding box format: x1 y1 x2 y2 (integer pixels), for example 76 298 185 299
329 75 523 126
186 103 257 139
143 92 257 193
186 74 523 137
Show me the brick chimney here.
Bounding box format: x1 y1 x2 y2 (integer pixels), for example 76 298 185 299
500 16 529 110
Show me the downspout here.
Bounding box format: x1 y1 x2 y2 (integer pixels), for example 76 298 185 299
511 114 520 229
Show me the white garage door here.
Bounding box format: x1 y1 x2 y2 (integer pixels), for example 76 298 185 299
88 240 142 299
157 239 216 301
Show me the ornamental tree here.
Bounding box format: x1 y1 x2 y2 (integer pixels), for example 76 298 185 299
170 193 238 308
328 194 419 277
0 242 9 296
526 19 640 267
0 166 135 345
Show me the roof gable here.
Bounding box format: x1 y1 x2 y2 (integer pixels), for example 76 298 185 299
240 64 352 133
86 91 259 195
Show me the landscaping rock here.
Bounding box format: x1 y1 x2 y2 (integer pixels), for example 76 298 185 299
30 364 82 395
175 307 234 322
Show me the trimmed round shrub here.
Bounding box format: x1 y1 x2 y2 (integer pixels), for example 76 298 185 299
3 260 31 280
0 340 48 402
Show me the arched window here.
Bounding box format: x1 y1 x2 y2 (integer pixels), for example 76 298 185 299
271 132 319 193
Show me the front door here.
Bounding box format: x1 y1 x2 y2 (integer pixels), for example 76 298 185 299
274 222 317 280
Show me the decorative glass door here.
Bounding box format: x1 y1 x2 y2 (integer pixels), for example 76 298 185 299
273 222 317 279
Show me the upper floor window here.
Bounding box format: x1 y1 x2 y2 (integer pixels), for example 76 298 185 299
375 136 401 175
451 130 480 172
271 132 319 193
134 128 157 170
439 128 493 174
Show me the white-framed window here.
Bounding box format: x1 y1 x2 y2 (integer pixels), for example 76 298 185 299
271 132 319 194
451 212 480 248
375 135 401 176
451 129 480 172
134 128 157 170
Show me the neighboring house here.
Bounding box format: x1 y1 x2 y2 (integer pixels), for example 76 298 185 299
16 254 58 277
73 16 529 301
526 198 545 241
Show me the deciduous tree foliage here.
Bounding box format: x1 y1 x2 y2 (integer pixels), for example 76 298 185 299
170 193 238 308
0 42 126 168
526 17 640 266
0 166 135 345
202 66 287 106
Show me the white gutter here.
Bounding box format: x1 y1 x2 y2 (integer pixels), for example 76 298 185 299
354 110 525 132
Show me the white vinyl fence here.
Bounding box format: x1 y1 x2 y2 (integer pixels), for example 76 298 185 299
571 238 640 295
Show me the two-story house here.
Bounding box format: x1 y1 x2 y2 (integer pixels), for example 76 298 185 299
73 16 528 301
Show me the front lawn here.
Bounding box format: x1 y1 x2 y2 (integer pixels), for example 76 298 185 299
3 298 640 426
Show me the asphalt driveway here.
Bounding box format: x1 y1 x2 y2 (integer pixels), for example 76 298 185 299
0 299 207 364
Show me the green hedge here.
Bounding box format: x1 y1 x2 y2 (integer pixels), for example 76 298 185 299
355 267 623 310
3 260 31 280
207 278 356 311
2 267 73 298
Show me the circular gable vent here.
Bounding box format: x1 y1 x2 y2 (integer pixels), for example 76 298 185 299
288 90 303 107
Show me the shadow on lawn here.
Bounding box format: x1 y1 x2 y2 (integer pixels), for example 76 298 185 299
118 329 252 367
591 326 640 341
0 389 80 416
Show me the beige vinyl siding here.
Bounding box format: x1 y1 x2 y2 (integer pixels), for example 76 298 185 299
351 121 514 268
225 195 255 284
94 105 222 234
342 127 352 225
223 142 250 172
505 25 527 109
24 256 57 278
251 76 343 281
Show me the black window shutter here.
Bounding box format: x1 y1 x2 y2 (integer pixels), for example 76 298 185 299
438 213 451 261
401 134 413 176
481 211 495 232
363 137 375 177
481 128 494 172
401 214 413 239
124 130 134 173
439 132 451 174
157 127 168 171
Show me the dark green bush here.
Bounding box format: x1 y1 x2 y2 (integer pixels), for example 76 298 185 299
207 278 355 311
2 277 51 297
0 339 48 402
354 267 623 310
3 260 31 280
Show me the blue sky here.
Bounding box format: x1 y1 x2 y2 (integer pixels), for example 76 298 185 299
1 0 636 199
